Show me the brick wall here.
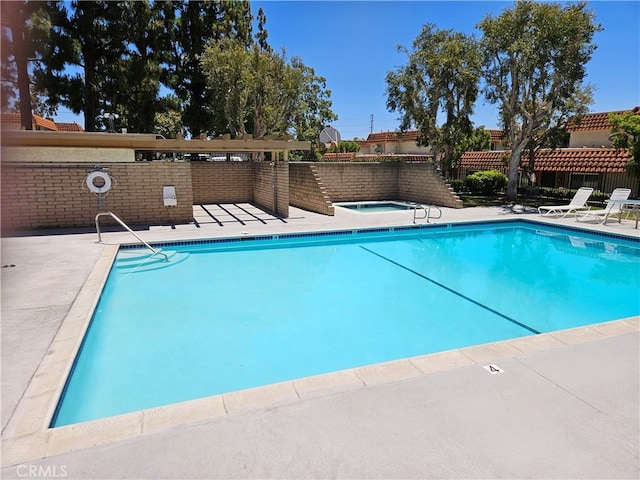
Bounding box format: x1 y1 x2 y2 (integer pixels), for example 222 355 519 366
1 162 193 233
191 162 253 204
311 163 399 201
253 162 289 217
289 163 334 215
292 162 462 209
398 163 463 208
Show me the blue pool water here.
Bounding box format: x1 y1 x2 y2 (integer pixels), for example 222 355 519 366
52 221 640 426
336 201 415 212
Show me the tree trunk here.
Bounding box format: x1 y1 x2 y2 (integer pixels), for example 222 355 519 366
83 49 97 132
507 142 526 199
8 3 33 130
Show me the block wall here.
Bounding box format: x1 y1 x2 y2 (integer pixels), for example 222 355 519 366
310 163 399 201
191 162 253 204
253 162 289 217
292 161 462 212
398 163 463 208
289 163 334 215
1 162 193 233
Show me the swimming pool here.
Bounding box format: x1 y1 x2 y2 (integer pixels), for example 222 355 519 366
52 220 640 426
335 201 416 212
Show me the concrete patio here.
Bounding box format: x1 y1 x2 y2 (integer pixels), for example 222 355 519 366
1 204 638 479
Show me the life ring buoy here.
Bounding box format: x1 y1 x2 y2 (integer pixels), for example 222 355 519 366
86 171 112 193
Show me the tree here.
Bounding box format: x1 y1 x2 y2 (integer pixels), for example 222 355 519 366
329 141 360 153
200 38 336 141
154 94 184 139
34 0 128 132
385 24 482 176
478 0 601 199
609 110 640 182
106 0 168 133
1 1 49 126
163 0 253 137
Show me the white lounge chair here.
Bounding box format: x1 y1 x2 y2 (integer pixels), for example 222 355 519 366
538 187 593 217
576 188 632 224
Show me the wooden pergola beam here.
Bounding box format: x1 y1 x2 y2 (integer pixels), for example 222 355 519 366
1 130 311 153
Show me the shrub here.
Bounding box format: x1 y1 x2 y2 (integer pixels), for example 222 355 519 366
464 170 508 194
448 179 466 193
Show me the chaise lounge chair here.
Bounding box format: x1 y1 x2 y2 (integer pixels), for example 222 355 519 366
576 188 632 224
538 187 594 217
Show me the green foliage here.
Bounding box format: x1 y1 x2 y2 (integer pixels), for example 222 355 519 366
200 38 335 140
162 1 253 137
448 179 466 193
464 170 508 194
454 127 492 162
33 1 129 131
386 24 482 177
328 141 360 153
609 111 640 178
154 95 184 139
478 0 601 199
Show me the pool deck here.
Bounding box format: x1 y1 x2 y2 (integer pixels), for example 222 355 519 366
1 204 639 479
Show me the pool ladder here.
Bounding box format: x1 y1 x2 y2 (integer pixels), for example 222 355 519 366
95 211 168 262
413 204 442 224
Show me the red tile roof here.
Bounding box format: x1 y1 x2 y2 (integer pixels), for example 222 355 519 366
566 107 640 132
1 112 59 131
459 148 631 173
486 129 505 143
55 122 84 132
1 112 22 125
365 130 420 143
458 150 510 171
33 115 58 131
321 152 355 161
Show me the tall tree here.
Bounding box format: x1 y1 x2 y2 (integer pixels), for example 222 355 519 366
200 39 336 141
609 110 640 186
164 0 253 137
385 24 481 176
289 56 337 144
35 0 128 132
1 1 49 127
106 0 168 133
478 0 601 198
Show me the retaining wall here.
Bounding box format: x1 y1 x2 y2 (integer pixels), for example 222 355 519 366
289 163 334 215
0 162 193 232
253 162 289 217
191 162 253 204
398 163 463 208
289 162 462 214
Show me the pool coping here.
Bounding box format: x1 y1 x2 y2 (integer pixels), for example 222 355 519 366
2 219 639 467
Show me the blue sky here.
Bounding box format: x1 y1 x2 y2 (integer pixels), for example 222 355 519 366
54 1 640 139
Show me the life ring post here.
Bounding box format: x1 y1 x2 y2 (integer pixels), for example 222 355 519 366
86 170 112 194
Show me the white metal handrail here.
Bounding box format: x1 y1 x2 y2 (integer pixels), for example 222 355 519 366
95 212 168 262
413 204 442 224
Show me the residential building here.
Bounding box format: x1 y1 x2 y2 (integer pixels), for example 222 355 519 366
1 112 83 132
457 108 639 196
358 130 432 155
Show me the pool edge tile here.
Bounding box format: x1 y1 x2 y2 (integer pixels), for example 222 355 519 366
458 340 524 364
142 395 227 435
47 411 143 457
354 359 423 387
409 349 478 374
293 370 365 399
549 326 608 345
0 431 50 468
222 382 299 416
